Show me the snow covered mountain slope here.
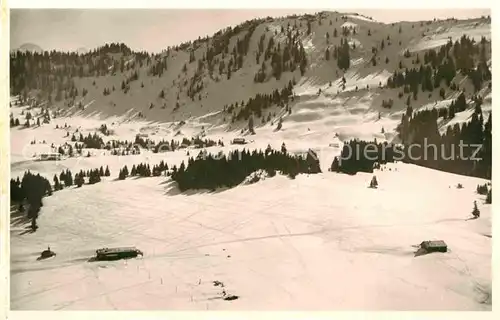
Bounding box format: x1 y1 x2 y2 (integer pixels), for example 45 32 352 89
10 12 491 126
9 11 492 311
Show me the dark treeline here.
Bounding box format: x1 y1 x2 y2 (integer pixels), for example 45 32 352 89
10 166 111 230
71 132 105 149
86 168 103 185
331 37 351 70
118 160 169 180
100 137 142 155
151 137 223 153
11 166 111 204
10 17 276 109
330 140 403 174
132 134 223 153
53 169 74 190
171 144 321 191
330 101 491 179
54 166 110 189
387 36 491 95
10 171 53 230
476 183 488 195
9 117 21 127
10 43 150 100
224 80 295 121
67 132 224 156
397 96 491 178
110 145 141 156
10 171 52 203
476 183 492 204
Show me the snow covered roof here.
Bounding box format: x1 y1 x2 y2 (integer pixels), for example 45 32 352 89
96 247 140 254
421 240 447 248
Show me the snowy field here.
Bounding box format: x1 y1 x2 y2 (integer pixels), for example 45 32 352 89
9 97 492 310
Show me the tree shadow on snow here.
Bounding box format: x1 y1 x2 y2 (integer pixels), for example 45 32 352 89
113 176 158 182
10 204 31 228
131 176 154 180
17 126 35 131
87 256 141 263
159 179 171 186
19 226 36 236
163 180 228 196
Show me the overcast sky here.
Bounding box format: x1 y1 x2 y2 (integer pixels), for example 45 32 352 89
10 8 490 53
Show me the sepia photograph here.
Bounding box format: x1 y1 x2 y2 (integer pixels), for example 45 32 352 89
7 3 492 312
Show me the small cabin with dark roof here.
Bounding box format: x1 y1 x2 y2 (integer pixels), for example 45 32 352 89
38 153 62 161
95 247 143 261
232 138 247 145
420 240 447 253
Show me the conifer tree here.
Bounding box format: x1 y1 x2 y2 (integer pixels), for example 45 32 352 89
330 157 340 172
276 117 283 131
477 184 488 195
248 114 255 134
65 169 73 186
281 142 287 154
95 169 101 182
75 173 83 187
472 200 480 218
53 175 61 191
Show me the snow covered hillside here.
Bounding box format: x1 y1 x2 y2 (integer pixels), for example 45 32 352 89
10 12 491 125
9 11 492 311
9 96 492 310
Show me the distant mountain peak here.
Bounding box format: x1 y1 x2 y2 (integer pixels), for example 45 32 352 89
15 43 43 53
